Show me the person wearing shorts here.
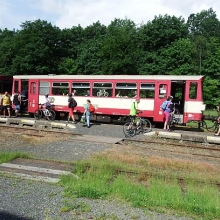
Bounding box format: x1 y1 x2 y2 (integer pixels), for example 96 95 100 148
67 93 76 123
1 91 11 117
13 91 21 117
163 96 173 131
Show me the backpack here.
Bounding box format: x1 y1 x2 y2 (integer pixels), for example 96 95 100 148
160 100 168 111
68 98 77 108
72 98 77 108
89 104 95 113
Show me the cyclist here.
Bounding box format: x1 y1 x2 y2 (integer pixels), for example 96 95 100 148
162 95 173 131
130 98 140 125
13 91 21 117
45 94 51 109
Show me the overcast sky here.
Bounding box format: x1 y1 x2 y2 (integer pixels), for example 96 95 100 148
0 0 219 30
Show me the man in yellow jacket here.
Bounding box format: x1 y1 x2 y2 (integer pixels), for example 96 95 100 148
1 91 11 117
130 98 140 116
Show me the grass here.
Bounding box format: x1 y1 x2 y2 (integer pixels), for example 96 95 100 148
60 199 91 213
0 152 29 164
59 151 220 220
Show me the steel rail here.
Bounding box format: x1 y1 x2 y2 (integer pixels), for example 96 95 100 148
123 138 220 152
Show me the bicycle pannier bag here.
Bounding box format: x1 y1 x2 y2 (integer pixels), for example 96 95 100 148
89 104 95 113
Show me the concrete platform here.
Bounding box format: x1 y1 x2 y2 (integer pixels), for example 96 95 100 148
145 130 220 145
70 135 122 144
0 117 74 130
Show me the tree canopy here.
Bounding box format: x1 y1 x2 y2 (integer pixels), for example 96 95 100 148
0 8 220 107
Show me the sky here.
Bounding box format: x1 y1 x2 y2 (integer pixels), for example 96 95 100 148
0 0 219 30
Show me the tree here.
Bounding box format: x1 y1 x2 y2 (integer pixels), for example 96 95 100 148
187 8 220 39
138 14 188 51
0 29 17 75
190 35 207 75
159 38 195 75
12 20 62 75
98 18 141 74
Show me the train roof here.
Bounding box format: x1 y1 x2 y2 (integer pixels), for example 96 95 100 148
13 75 205 81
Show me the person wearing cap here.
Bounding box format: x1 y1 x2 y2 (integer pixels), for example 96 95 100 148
163 95 173 131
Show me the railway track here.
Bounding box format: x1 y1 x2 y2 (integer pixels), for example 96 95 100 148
122 138 220 159
0 123 83 136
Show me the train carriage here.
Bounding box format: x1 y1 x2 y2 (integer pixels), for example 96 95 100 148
12 75 205 123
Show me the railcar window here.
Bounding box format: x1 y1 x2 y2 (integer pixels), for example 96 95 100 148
30 82 36 94
116 83 137 98
140 83 155 98
93 83 112 97
159 84 167 98
72 82 90 96
52 82 69 95
189 82 197 99
21 79 28 95
39 82 50 95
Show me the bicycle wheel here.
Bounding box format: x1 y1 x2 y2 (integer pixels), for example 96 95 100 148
46 110 56 120
198 120 207 129
140 119 152 133
206 121 217 132
214 123 219 133
123 122 136 137
173 108 181 124
97 92 101 97
104 92 109 97
34 110 42 120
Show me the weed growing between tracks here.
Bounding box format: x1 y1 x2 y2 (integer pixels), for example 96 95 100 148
60 148 220 219
0 152 29 164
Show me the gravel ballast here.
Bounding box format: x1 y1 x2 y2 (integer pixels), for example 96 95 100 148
0 123 198 220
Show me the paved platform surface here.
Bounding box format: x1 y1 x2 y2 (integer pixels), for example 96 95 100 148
68 134 122 144
0 158 74 183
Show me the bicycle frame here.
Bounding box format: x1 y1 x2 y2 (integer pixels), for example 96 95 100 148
123 116 152 137
34 104 56 120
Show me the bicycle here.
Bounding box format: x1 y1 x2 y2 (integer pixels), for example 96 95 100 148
97 89 109 97
34 103 56 120
200 117 220 133
123 114 152 137
169 102 181 127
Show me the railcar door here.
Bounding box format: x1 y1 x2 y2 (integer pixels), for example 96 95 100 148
28 80 39 113
154 81 171 122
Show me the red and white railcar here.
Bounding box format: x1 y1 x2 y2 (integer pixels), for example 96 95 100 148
12 75 205 123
